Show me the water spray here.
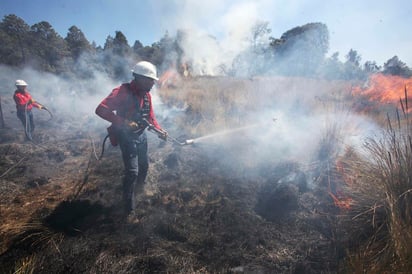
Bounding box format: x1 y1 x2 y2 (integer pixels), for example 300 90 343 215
179 117 277 145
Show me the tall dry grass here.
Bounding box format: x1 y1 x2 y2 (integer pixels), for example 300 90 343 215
340 88 412 272
157 76 350 136
158 77 254 135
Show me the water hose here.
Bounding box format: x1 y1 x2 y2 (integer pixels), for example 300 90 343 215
140 118 194 146
23 100 53 141
99 134 110 160
42 106 53 121
99 125 194 159
24 101 33 141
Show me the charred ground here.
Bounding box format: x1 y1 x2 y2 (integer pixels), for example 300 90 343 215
0 76 387 273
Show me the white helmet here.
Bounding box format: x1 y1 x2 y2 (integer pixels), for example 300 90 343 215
131 61 158 80
15 79 28 86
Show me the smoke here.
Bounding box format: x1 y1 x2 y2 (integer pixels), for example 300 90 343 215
152 0 387 176
160 2 332 78
0 61 384 195
174 76 383 184
0 60 187 137
0 64 119 132
152 0 412 68
155 1 276 77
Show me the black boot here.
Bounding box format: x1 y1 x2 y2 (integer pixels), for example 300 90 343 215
122 176 136 216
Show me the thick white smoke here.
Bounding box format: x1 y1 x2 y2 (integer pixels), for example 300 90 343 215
150 0 412 68
153 1 274 76
147 0 386 181
0 64 119 132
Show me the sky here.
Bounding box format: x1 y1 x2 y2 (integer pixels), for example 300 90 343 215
1 0 412 67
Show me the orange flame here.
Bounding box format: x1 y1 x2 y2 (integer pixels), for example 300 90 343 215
330 158 355 210
329 191 352 210
352 73 412 105
158 68 181 89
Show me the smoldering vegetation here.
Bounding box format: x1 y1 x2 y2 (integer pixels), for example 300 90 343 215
2 61 411 273
1 4 412 271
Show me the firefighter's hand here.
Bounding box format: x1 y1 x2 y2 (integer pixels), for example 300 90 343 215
38 105 44 110
158 130 168 141
124 119 139 130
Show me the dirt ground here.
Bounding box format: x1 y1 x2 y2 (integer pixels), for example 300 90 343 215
0 86 349 273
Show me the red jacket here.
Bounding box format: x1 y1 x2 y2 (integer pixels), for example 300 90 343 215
13 90 41 111
95 80 161 130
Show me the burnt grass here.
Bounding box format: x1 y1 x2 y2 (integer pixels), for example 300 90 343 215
0 82 364 273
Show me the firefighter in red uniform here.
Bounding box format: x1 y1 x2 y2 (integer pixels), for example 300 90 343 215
13 80 44 140
95 61 167 217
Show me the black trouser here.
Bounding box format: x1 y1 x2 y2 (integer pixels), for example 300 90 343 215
17 109 34 140
117 130 149 215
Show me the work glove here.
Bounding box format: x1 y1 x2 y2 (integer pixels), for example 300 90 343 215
124 119 139 130
158 129 168 141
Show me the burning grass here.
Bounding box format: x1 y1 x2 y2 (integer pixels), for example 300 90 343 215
3 73 412 272
336 91 412 272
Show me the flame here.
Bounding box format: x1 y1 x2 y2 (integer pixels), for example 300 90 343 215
352 73 412 105
158 68 181 89
336 158 354 187
329 158 355 210
329 191 352 210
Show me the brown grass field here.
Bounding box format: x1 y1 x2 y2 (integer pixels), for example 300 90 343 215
0 74 411 273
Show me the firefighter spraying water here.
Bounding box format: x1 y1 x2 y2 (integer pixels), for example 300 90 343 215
95 61 194 221
13 79 52 141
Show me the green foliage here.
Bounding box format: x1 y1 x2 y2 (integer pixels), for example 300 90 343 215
320 52 344 79
0 14 30 66
341 49 366 80
112 31 130 56
0 14 169 79
29 21 70 73
363 60 381 74
132 40 143 52
101 31 133 80
65 25 93 60
0 13 411 81
383 56 412 77
270 22 330 76
345 49 361 67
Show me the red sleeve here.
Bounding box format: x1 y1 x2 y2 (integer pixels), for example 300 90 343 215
32 102 42 109
95 86 126 126
146 93 161 130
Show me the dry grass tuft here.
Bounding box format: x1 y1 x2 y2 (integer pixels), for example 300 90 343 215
0 219 64 273
338 88 412 272
13 255 38 274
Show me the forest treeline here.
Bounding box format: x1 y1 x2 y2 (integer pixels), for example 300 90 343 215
1 14 411 81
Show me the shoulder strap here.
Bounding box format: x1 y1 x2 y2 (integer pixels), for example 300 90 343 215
141 93 150 118
126 87 151 123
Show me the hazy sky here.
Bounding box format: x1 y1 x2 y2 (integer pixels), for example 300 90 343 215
1 0 411 67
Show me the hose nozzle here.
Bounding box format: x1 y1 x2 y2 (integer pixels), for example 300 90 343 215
184 139 194 145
